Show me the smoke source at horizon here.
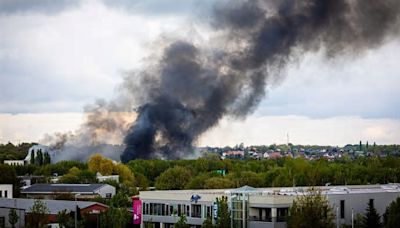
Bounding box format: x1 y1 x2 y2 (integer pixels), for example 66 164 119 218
46 0 400 162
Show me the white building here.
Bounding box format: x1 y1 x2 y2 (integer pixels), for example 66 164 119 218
3 160 25 166
139 184 400 228
0 184 13 199
96 172 120 183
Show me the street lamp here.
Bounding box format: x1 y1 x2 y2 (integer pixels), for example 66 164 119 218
75 194 81 228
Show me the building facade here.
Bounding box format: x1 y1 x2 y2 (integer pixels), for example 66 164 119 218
139 184 400 228
0 184 13 199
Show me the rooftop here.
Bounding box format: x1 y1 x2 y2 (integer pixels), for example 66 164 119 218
21 183 110 194
0 198 107 214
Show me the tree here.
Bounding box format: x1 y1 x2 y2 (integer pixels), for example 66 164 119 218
30 150 35 165
36 150 43 166
363 200 382 228
57 209 74 228
287 188 335 228
26 199 49 228
43 152 51 165
99 207 130 228
88 153 113 175
155 166 191 190
204 177 234 189
202 216 214 228
175 215 189 228
383 197 400 228
59 167 97 184
110 192 130 208
8 208 19 228
216 196 230 228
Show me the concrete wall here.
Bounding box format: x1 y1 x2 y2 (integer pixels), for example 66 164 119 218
0 207 25 228
327 191 400 225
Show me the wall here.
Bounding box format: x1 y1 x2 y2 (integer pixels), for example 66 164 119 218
96 185 116 198
0 185 13 199
0 207 25 228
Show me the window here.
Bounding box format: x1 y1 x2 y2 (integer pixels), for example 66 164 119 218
369 199 374 208
4 191 7 198
340 200 345 219
0 190 2 198
191 204 202 218
277 208 289 222
186 205 190 217
206 206 212 218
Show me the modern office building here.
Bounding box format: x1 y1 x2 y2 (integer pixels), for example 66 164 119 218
138 184 400 228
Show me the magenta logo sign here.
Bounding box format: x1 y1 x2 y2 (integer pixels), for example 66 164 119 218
133 199 142 224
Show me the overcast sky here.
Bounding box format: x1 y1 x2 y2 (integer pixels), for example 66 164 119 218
1 0 399 146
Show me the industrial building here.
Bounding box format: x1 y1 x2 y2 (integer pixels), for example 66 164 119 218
139 184 400 228
22 183 116 199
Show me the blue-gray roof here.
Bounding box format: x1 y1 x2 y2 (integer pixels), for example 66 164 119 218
21 184 109 194
0 198 107 214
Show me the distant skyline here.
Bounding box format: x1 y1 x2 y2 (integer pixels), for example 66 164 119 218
1 0 400 146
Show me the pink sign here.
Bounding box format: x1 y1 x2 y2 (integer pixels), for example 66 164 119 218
133 199 142 224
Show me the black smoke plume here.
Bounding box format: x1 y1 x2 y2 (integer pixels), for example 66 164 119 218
121 0 400 161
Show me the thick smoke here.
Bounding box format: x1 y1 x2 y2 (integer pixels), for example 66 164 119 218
45 0 400 162
121 0 400 161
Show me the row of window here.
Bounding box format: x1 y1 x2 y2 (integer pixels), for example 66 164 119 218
142 203 212 219
0 190 8 198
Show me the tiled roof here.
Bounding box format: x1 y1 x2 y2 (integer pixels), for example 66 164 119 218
0 198 107 214
21 184 108 194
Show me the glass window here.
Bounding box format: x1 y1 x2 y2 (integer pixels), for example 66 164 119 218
191 204 202 218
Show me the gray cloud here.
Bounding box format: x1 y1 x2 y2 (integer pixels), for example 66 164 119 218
0 0 80 15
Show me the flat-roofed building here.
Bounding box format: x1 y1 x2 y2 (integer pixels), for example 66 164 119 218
139 184 400 228
21 183 115 199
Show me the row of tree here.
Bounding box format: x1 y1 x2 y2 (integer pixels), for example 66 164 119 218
127 156 400 190
30 149 51 166
5 155 400 191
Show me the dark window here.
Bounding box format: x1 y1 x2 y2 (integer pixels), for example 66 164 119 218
206 206 212 218
186 205 190 217
369 199 374 208
191 204 201 218
0 217 5 228
0 191 2 197
340 200 345 219
277 208 288 222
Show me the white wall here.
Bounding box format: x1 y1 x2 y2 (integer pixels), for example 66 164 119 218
0 184 13 198
96 185 116 198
